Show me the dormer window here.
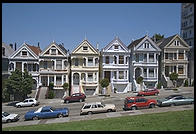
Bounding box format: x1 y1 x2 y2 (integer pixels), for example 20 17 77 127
83 46 88 51
144 43 149 48
22 51 27 56
51 49 56 55
114 45 119 50
174 40 180 46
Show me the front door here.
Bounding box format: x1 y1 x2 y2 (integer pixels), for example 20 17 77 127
165 66 169 77
104 71 111 82
41 76 48 86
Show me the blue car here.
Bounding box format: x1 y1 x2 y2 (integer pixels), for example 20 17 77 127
25 106 69 120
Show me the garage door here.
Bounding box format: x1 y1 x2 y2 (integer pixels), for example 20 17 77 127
84 89 95 96
113 84 127 93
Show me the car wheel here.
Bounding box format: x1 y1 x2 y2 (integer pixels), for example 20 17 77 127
7 119 11 123
87 111 93 115
150 104 155 108
131 106 137 110
58 114 63 118
33 116 39 120
191 101 194 104
66 100 69 104
17 105 21 108
32 104 35 107
79 99 82 102
107 109 112 112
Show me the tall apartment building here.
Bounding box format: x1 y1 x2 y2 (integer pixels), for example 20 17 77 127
180 3 194 83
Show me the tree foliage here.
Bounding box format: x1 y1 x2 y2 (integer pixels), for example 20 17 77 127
136 76 143 84
152 33 164 42
63 82 69 91
169 72 178 87
5 69 33 101
100 78 109 88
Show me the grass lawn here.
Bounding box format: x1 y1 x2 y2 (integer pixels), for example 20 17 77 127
3 109 194 131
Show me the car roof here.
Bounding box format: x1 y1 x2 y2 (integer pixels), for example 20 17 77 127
42 106 52 110
84 102 102 105
25 98 36 100
126 96 144 100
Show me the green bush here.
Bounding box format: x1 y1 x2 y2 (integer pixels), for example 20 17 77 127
100 78 109 88
136 76 143 84
184 79 188 87
49 82 54 90
47 90 55 99
156 82 162 89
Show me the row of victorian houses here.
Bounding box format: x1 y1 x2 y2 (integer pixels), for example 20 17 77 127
2 34 190 98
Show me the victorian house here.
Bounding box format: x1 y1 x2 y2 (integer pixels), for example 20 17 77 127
128 35 161 91
38 41 69 97
156 34 190 87
101 36 131 93
71 39 99 95
9 42 41 90
2 42 15 79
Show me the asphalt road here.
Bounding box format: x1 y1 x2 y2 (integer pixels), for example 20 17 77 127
2 87 194 128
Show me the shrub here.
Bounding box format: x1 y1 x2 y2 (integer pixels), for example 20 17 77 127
156 82 162 89
184 79 188 87
47 90 55 99
49 82 54 90
136 76 143 84
100 78 109 88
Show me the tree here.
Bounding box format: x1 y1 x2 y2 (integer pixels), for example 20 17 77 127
169 72 178 88
100 78 109 94
156 82 162 89
63 82 69 97
6 69 33 101
136 76 143 91
46 82 55 99
184 79 188 87
152 33 164 42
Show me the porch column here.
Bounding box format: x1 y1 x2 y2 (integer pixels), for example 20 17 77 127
39 75 41 86
85 72 87 82
62 60 64 70
86 57 88 67
54 60 56 70
154 53 156 63
22 62 24 72
177 50 179 60
54 75 56 86
117 70 119 80
124 56 126 65
147 68 149 78
117 55 119 65
154 68 155 78
184 50 186 60
147 53 149 63
47 75 49 86
62 75 64 85
176 65 178 74
93 57 95 66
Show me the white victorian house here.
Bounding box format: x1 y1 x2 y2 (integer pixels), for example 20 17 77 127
38 41 69 97
128 35 161 91
9 43 41 90
71 39 99 95
101 36 131 93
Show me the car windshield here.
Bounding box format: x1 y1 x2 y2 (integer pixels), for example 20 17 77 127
100 102 105 107
3 112 10 117
165 95 181 100
35 107 43 113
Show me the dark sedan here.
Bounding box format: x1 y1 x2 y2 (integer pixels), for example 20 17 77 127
157 95 194 107
64 93 86 104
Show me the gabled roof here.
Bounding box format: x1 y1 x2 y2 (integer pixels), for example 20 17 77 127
157 34 190 49
72 39 98 54
40 41 68 56
102 36 129 52
127 35 146 49
26 44 42 56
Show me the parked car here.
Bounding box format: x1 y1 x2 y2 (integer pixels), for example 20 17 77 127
16 98 40 108
64 93 86 104
123 96 157 110
137 89 159 96
24 106 69 120
80 102 116 115
2 112 20 123
6 101 20 107
157 95 194 107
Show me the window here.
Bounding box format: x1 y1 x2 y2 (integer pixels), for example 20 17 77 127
88 73 93 82
189 41 191 46
174 40 180 46
189 30 192 35
43 61 47 69
149 68 154 77
169 53 173 60
56 75 62 85
33 64 36 71
75 58 79 66
49 76 54 83
178 51 184 59
114 56 117 64
64 75 66 83
149 53 154 62
97 104 103 108
119 71 124 79
51 49 56 55
125 71 127 79
144 54 147 62
81 73 86 81
92 105 97 108
105 56 109 64
144 68 147 77
83 105 91 109
88 57 93 66
119 55 124 64
135 54 139 62
165 53 168 59
178 65 184 74
95 73 97 81
190 7 192 12
29 100 34 102
126 57 128 64
190 18 192 24
83 46 88 50
114 71 117 79
174 53 177 60
22 51 27 56
83 58 86 66
64 61 68 68
56 60 62 70
95 58 98 66
2 47 5 56
144 43 149 48
114 45 118 50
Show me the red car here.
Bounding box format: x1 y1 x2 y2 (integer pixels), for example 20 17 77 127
64 93 86 104
137 89 159 96
123 96 157 110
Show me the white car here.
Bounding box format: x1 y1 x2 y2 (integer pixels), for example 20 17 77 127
2 112 20 123
16 98 40 108
80 102 116 115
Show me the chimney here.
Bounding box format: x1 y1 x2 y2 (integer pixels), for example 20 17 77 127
14 42 17 51
153 35 156 42
96 42 99 50
9 44 13 49
62 43 64 46
38 42 40 48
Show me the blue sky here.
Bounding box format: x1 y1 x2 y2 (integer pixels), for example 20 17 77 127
2 3 181 51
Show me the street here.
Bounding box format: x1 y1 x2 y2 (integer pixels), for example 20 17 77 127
2 87 194 128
